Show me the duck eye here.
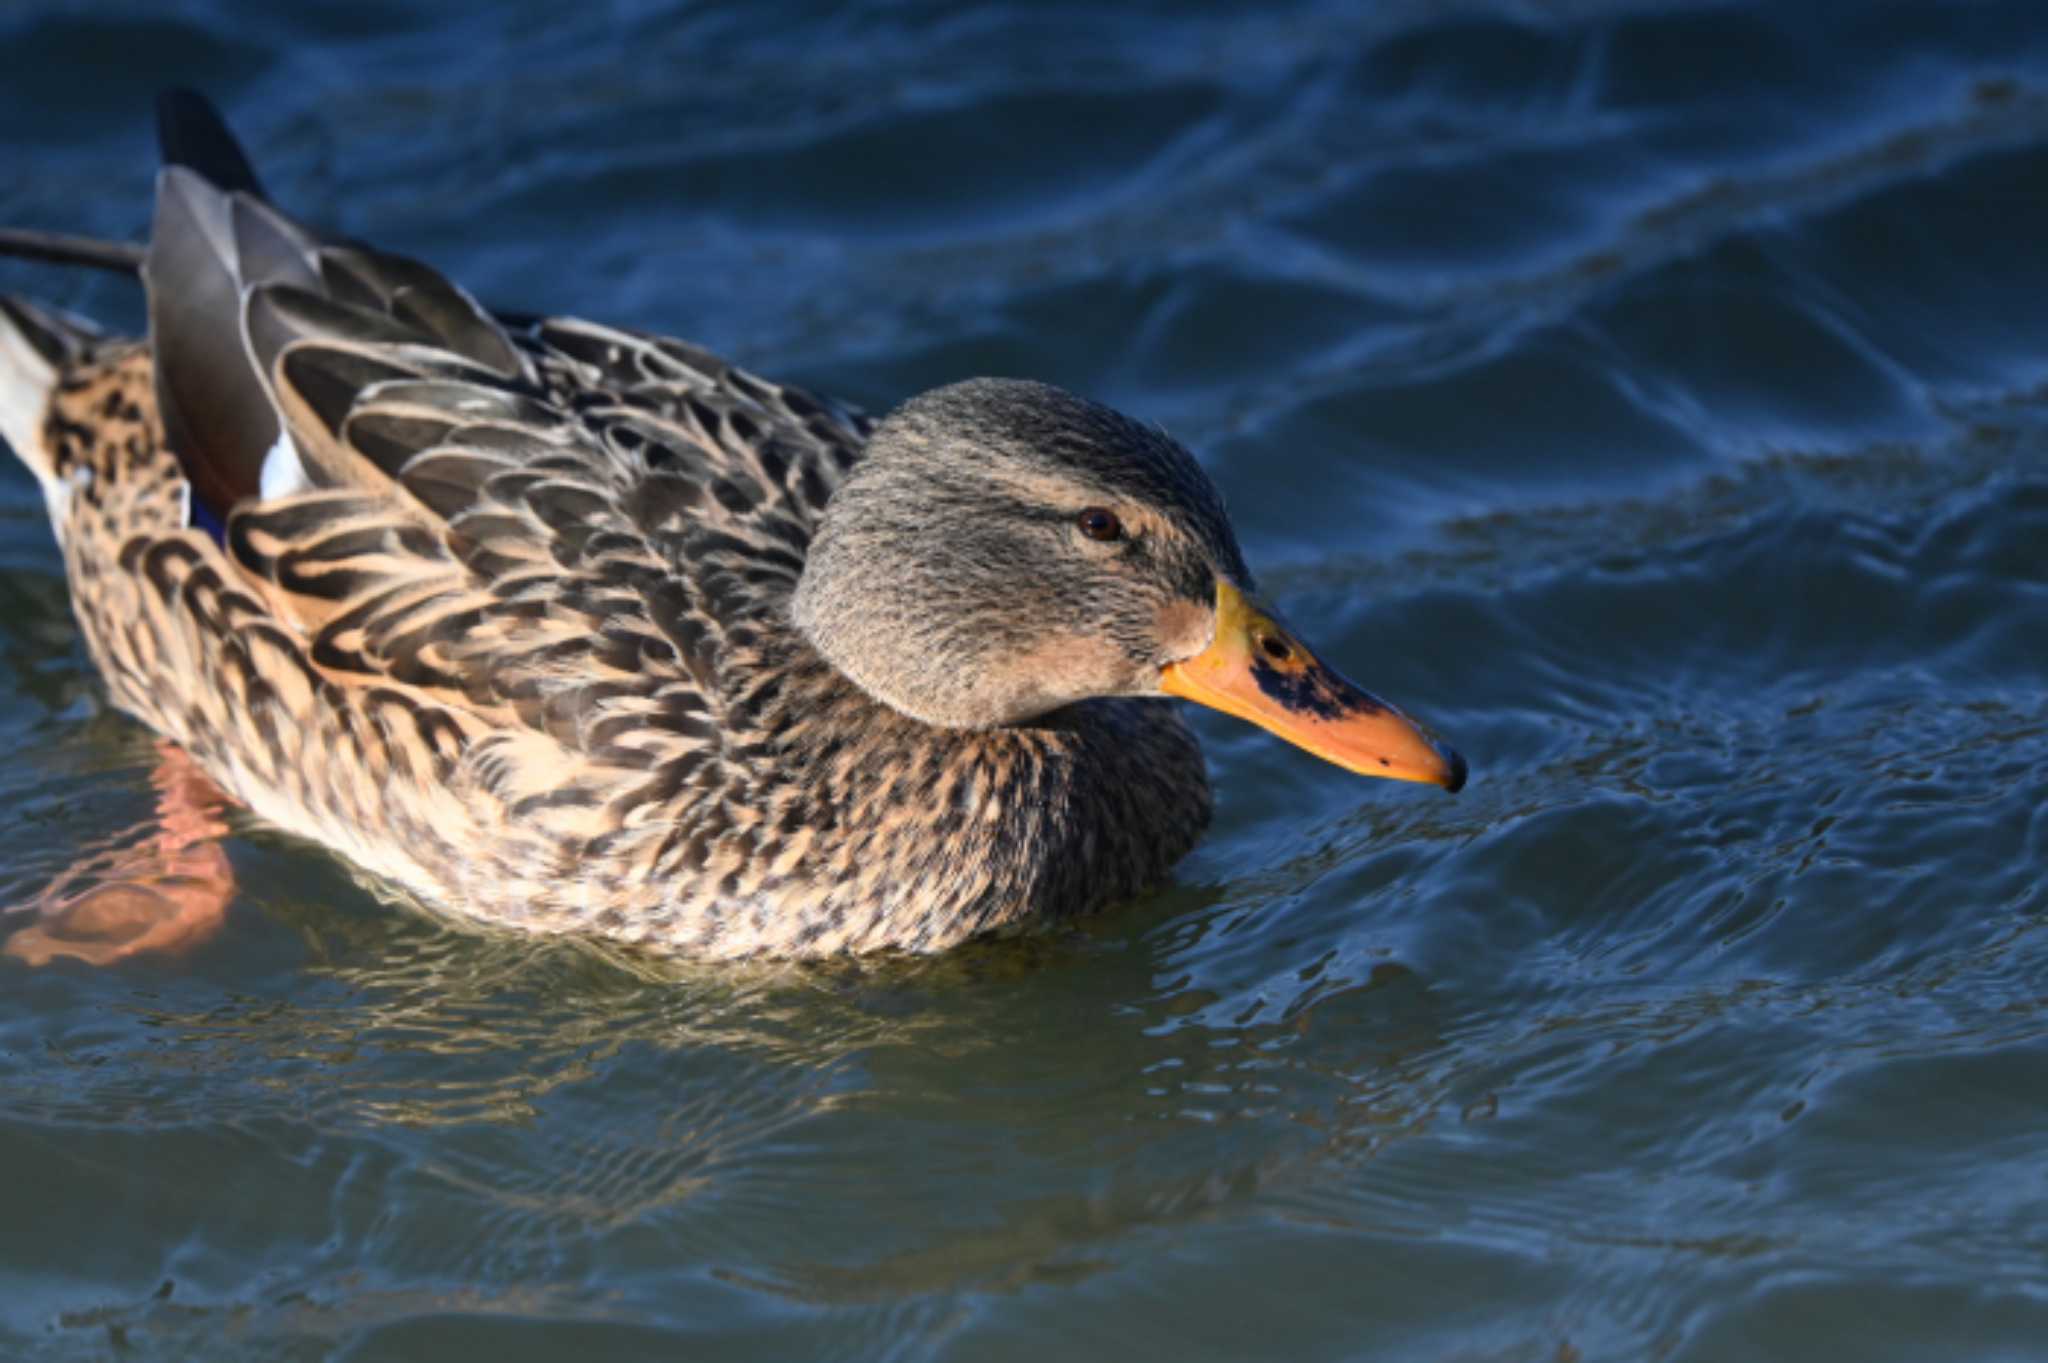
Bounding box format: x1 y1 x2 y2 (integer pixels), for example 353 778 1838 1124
1077 507 1123 542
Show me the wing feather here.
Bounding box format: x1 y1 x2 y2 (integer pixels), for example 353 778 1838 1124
140 100 884 826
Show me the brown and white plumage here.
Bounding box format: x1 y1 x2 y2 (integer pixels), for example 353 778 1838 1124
0 93 1462 960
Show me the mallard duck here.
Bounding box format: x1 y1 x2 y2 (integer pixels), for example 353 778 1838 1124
0 92 1462 959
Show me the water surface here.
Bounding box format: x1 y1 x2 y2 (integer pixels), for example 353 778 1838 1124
2 2 2046 1359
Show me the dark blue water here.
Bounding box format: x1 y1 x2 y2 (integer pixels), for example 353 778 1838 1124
3 2 2047 1359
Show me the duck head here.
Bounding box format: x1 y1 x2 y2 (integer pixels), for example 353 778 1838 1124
791 378 1464 792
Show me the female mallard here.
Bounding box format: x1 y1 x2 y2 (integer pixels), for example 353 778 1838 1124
0 93 1462 960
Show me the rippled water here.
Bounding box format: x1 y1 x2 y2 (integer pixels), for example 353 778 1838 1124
3 1 2047 1358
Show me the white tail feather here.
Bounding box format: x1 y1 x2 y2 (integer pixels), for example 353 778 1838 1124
0 304 59 480
0 298 106 531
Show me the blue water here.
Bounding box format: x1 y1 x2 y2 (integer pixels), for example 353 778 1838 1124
2 2 2047 1359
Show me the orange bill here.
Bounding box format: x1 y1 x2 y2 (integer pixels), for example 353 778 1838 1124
1160 580 1466 791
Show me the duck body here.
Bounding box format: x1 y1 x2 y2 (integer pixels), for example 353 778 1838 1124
0 94 1460 960
18 329 1211 957
0 96 1229 958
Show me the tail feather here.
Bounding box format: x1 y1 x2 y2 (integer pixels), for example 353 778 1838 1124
0 296 100 481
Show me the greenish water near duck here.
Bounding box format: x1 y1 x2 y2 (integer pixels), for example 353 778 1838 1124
2 1 2046 1358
